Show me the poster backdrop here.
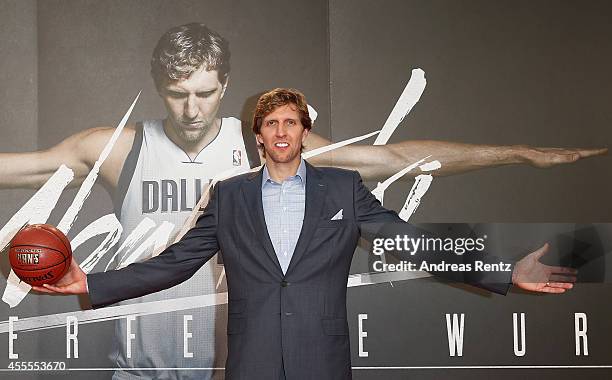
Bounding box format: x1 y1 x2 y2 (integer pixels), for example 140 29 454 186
1 1 611 379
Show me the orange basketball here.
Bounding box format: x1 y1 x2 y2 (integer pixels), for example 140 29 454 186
9 224 72 286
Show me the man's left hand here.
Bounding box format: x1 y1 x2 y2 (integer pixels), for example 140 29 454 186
512 243 577 293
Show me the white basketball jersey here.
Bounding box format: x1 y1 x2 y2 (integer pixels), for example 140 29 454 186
110 118 252 380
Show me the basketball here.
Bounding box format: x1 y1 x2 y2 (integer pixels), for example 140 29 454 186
9 224 72 286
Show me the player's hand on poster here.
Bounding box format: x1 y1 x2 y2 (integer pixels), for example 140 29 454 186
512 242 577 293
519 146 607 168
31 256 88 295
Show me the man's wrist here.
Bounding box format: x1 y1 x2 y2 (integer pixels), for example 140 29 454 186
508 144 531 165
511 265 518 285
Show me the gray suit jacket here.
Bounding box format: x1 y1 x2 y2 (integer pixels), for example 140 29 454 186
88 162 511 379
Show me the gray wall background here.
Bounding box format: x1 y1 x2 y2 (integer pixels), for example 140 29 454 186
330 0 611 223
0 1 611 379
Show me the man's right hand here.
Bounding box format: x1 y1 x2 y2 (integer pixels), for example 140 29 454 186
31 256 88 295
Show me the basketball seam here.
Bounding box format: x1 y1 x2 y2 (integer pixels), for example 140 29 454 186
38 226 72 256
10 244 65 256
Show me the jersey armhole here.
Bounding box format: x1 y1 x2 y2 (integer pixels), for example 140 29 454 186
113 122 144 219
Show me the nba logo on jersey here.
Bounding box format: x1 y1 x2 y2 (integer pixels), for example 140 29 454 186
232 149 242 166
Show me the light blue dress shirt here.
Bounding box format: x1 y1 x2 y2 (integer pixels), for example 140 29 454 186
262 159 307 274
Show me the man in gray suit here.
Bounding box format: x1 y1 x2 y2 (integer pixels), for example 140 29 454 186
37 88 576 379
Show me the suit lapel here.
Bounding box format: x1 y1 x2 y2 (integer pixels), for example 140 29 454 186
286 162 327 275
241 168 284 275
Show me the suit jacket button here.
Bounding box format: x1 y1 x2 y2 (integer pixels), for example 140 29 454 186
281 280 289 287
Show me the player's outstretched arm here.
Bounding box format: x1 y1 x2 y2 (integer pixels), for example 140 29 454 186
0 127 133 190
304 132 607 181
512 243 577 294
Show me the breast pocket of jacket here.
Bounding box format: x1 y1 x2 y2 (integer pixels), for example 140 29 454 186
316 219 350 229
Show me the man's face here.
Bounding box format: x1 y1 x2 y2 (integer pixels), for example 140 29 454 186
159 67 227 144
257 104 309 165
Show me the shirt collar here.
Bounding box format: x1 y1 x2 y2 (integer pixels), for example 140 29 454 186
262 158 307 189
